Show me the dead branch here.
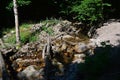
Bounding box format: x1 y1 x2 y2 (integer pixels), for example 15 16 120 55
42 43 47 59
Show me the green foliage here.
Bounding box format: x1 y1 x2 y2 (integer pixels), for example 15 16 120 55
20 31 38 43
19 23 38 43
40 18 60 35
20 23 31 28
54 0 111 26
4 34 16 44
71 0 109 25
59 0 73 15
41 26 54 35
29 34 38 42
41 18 60 26
20 30 30 43
2 18 60 44
3 23 38 44
6 0 31 10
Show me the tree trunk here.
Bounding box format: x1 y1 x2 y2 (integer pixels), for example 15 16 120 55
13 0 20 44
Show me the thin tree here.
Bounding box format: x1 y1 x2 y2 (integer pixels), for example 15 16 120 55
7 0 31 44
13 0 20 44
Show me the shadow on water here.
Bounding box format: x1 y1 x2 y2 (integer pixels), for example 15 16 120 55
76 42 120 80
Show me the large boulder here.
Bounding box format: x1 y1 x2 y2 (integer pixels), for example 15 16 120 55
17 65 44 80
93 22 120 46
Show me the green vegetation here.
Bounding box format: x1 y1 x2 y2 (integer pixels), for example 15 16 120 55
41 18 60 26
71 0 103 25
40 18 60 35
71 0 111 26
2 18 59 44
55 0 110 26
4 34 16 44
49 0 111 35
6 0 31 10
41 26 54 35
3 23 38 44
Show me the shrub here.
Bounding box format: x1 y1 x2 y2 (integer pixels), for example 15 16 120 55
29 35 38 42
54 0 111 26
20 30 31 43
71 0 111 26
6 0 31 10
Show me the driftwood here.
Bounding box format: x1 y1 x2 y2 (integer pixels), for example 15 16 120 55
51 32 66 42
87 25 98 38
42 44 47 59
63 39 77 46
42 35 53 59
46 35 51 56
0 52 10 80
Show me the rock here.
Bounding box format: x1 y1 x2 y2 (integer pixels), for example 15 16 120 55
72 59 85 64
73 54 86 63
62 20 72 26
94 22 120 46
20 65 36 76
61 42 67 51
74 43 88 53
87 41 96 48
89 39 101 46
20 44 29 53
17 65 44 80
52 59 64 76
89 39 112 47
10 42 44 73
52 45 61 53
11 30 15 34
31 23 43 33
67 47 74 53
38 68 44 76
18 42 42 54
52 20 72 35
53 23 62 34
0 47 17 56
87 42 97 56
103 23 108 26
3 35 7 38
74 54 86 59
12 57 44 72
